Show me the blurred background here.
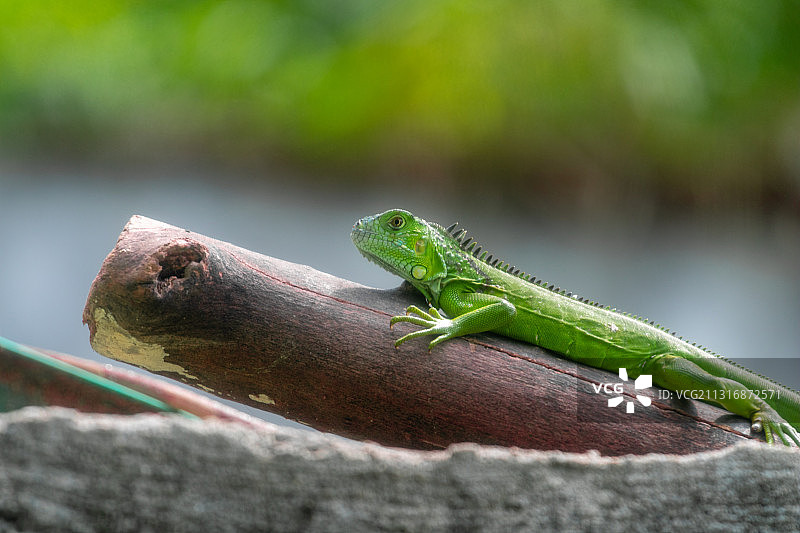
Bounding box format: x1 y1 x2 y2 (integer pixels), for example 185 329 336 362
1 0 798 425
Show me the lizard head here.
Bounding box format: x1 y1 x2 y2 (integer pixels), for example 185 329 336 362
351 209 448 304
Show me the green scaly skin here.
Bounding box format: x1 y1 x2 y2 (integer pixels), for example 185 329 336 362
351 208 800 447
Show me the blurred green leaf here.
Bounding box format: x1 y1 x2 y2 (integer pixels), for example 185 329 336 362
0 0 798 210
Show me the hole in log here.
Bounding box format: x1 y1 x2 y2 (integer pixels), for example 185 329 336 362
157 241 207 281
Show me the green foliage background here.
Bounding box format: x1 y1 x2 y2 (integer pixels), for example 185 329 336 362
2 0 799 212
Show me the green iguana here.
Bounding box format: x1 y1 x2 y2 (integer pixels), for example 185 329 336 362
351 208 800 447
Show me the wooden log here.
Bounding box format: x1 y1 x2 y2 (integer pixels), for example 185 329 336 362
82 215 755 455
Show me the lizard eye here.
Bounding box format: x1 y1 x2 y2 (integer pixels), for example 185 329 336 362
388 215 405 229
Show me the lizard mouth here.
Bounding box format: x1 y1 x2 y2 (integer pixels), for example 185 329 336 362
350 226 409 279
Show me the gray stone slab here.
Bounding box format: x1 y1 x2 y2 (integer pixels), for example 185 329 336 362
1 408 798 532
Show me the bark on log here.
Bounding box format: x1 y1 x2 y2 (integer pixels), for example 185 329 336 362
83 215 755 455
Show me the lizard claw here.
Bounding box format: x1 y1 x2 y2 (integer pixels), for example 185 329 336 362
752 409 800 447
390 305 454 349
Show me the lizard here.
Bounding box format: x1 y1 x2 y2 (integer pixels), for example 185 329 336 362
351 208 800 447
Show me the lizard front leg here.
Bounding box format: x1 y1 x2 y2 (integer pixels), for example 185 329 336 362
390 283 516 350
